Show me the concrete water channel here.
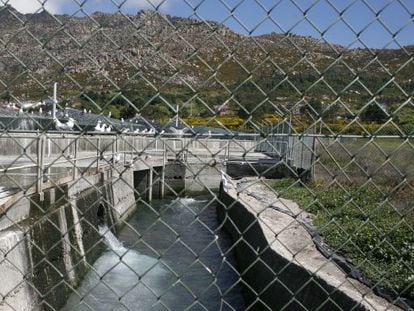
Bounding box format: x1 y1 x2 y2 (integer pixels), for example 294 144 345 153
0 132 263 310
0 132 400 310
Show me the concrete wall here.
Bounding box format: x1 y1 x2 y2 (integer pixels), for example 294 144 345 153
0 168 136 311
184 162 224 193
161 160 224 195
163 161 186 196
134 170 150 199
111 170 136 222
227 160 313 183
0 230 36 311
227 161 296 179
217 180 400 311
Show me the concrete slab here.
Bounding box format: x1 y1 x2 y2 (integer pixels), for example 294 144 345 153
218 177 401 311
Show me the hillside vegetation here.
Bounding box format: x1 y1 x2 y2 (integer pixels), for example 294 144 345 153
0 5 413 132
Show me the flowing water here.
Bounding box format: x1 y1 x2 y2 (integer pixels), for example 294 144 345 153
0 186 11 199
63 195 244 311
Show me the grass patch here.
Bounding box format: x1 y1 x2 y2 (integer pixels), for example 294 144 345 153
315 138 414 188
269 179 414 301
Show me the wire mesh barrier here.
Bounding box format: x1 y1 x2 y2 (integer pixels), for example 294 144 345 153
0 0 413 310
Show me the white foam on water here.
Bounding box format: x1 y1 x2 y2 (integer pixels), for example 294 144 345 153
170 197 208 206
98 225 125 254
64 226 168 311
179 197 198 204
63 196 242 311
0 186 11 199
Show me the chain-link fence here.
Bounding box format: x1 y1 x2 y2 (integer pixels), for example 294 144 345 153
0 0 413 310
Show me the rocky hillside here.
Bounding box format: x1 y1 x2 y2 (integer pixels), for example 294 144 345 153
0 4 413 120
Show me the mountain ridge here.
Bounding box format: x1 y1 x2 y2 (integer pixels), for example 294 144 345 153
0 4 412 121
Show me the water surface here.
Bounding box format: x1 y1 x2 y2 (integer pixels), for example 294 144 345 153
63 195 244 311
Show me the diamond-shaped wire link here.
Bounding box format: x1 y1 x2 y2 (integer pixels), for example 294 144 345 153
0 0 413 310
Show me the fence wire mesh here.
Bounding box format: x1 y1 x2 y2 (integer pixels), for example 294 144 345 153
0 0 413 310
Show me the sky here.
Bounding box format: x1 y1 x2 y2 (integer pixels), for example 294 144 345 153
2 0 414 48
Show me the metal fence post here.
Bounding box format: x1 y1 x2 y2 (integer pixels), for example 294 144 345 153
37 134 45 201
97 137 101 171
160 140 166 198
310 136 317 182
73 138 78 180
147 168 153 203
111 136 115 159
47 135 51 158
225 141 230 163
